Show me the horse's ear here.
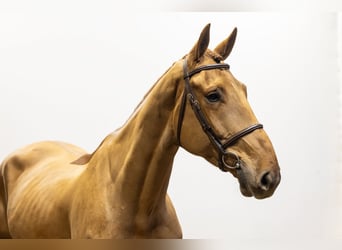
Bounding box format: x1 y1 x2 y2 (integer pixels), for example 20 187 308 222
214 27 237 60
188 23 211 65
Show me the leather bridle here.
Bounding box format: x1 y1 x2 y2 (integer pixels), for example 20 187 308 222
177 59 263 172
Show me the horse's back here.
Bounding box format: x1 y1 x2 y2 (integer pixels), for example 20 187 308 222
0 141 88 238
2 141 87 195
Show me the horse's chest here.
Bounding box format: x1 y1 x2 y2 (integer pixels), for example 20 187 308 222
70 202 181 238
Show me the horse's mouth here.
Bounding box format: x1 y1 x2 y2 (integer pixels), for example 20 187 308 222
238 180 270 199
237 173 259 198
238 181 253 197
238 182 270 199
236 167 278 200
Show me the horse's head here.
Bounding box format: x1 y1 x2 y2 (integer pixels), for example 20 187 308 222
176 24 280 199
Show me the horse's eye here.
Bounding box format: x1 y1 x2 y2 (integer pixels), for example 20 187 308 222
206 91 221 103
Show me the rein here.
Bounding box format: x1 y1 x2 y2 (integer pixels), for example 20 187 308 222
177 59 263 172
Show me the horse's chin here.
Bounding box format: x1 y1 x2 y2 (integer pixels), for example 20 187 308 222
239 184 253 197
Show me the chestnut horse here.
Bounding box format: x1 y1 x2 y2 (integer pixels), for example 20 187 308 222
0 24 280 238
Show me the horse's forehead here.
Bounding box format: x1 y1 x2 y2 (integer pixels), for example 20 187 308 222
189 52 238 89
193 66 236 89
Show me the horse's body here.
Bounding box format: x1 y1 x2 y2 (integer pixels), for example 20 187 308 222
0 74 183 238
1 137 182 238
0 24 280 238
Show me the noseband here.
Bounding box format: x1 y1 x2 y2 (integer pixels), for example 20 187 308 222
177 59 263 172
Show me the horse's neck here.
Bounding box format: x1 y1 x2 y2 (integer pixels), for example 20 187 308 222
90 61 182 213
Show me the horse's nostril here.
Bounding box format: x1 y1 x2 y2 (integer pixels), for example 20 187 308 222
260 171 272 191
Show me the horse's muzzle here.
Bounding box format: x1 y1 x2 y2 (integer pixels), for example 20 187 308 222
238 166 281 199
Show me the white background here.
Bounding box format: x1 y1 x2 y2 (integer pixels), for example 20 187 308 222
0 1 341 248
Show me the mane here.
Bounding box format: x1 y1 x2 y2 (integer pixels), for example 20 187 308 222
71 61 177 165
127 61 177 120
